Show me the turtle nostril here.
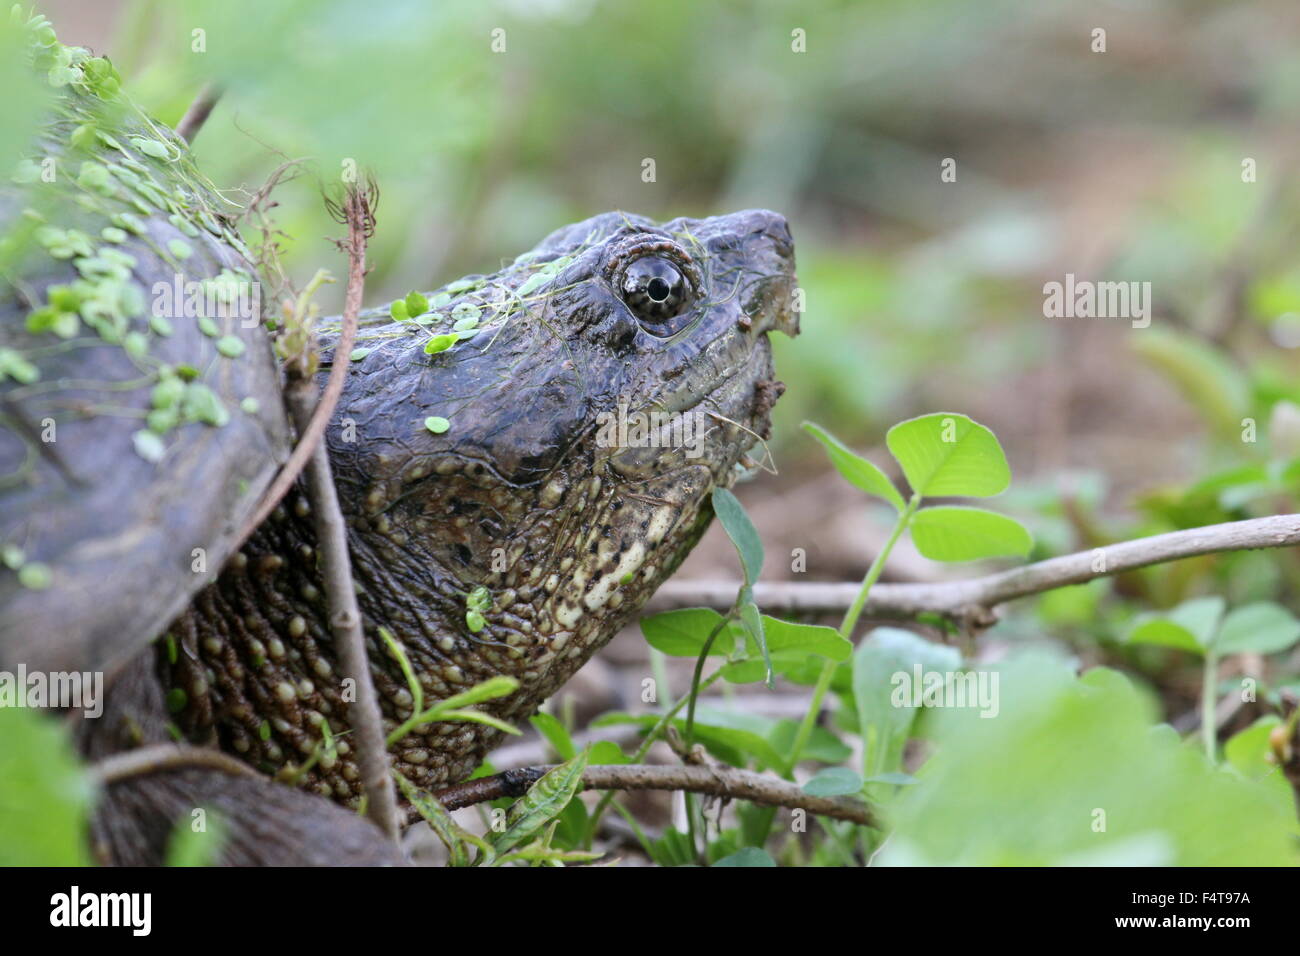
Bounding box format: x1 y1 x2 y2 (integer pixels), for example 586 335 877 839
760 215 794 261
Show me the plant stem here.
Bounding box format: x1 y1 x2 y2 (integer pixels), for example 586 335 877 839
585 668 727 845
1202 652 1219 761
783 496 919 777
684 611 736 749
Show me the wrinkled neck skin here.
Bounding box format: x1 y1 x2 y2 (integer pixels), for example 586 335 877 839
157 209 796 805
164 434 721 801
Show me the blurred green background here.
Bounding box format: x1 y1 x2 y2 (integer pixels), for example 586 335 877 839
27 0 1300 602
14 0 1300 867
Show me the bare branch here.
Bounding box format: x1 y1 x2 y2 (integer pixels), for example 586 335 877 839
176 84 222 144
234 183 371 547
649 514 1300 631
285 382 398 842
273 183 398 843
424 764 875 827
90 744 255 786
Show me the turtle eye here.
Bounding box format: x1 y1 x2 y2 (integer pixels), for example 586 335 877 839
619 255 691 330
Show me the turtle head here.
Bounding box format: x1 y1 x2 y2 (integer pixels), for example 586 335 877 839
324 209 797 776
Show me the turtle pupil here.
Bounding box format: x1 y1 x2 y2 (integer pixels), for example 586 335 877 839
647 277 671 302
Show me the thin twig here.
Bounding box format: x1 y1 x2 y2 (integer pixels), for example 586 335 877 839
275 182 397 842
285 382 398 842
236 157 311 311
425 764 874 827
648 514 1300 631
90 744 255 786
176 84 222 144
232 182 372 548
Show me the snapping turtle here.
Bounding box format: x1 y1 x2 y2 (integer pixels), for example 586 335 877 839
1 20 798 864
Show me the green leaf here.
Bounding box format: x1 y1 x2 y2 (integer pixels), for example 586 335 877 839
713 847 776 867
16 562 50 590
768 719 852 764
595 710 785 769
738 597 771 687
687 707 786 769
1127 597 1225 655
435 709 518 735
1130 328 1250 437
516 272 549 297
393 771 473 867
1171 597 1227 648
424 416 450 434
165 813 226 866
423 334 457 355
750 615 851 661
466 586 492 613
1219 716 1295 820
435 675 519 711
640 607 732 657
0 708 93 865
885 412 1011 498
378 625 423 718
132 429 166 463
1214 602 1300 656
131 136 171 160
711 487 764 586
1126 617 1204 655
880 653 1299 865
530 713 576 761
802 421 905 512
910 506 1033 562
181 382 229 427
854 628 962 777
490 749 589 855
390 673 521 746
215 336 245 358
647 828 696 867
718 658 772 684
802 767 864 797
404 291 429 318
1224 716 1282 781
587 740 630 765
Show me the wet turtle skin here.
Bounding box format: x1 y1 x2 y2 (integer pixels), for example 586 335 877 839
91 209 798 865
160 208 799 798
2 19 799 865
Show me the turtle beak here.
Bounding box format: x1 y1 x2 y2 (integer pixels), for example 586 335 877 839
736 209 800 339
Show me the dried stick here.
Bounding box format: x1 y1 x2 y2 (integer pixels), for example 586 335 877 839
233 182 372 548
424 764 874 827
285 380 398 841
274 183 396 842
90 744 255 786
649 514 1300 631
176 84 222 144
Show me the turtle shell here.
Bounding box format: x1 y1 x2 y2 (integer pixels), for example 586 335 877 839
0 62 289 675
